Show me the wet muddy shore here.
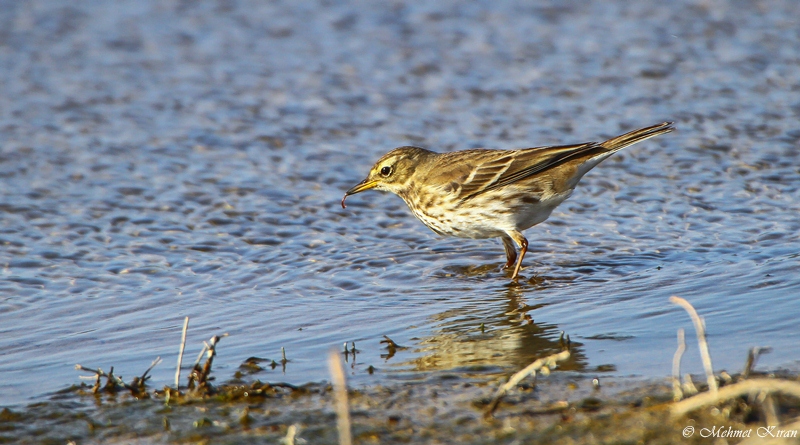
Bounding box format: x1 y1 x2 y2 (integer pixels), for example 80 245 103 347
3 366 799 444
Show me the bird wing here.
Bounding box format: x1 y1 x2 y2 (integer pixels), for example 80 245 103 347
457 142 603 201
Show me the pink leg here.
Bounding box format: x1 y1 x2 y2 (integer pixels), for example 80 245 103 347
508 231 528 280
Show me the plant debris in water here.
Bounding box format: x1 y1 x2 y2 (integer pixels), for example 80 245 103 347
4 370 800 444
4 299 800 445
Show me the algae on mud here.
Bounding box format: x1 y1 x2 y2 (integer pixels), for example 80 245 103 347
3 368 800 445
5 303 800 445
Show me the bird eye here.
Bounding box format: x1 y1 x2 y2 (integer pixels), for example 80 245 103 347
380 166 393 177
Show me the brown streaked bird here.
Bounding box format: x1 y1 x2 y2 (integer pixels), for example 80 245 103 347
342 122 674 280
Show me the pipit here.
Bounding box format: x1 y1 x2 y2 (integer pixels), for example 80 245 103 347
342 122 674 280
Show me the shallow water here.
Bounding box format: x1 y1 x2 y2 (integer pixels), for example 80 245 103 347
1 0 799 407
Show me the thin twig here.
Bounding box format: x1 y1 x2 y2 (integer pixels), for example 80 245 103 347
672 328 686 401
328 351 352 445
131 357 161 389
175 316 189 389
760 393 779 427
142 357 162 381
682 373 698 397
75 364 130 393
484 350 571 417
743 347 772 379
282 424 301 445
193 344 208 368
669 296 717 395
672 378 800 418
75 364 103 374
187 334 228 392
200 335 227 383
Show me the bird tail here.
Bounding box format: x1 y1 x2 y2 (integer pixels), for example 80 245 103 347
601 122 675 152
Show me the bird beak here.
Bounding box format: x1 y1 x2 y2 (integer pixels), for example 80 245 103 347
341 179 378 209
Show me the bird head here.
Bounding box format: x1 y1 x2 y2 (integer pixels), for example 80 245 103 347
341 146 432 208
